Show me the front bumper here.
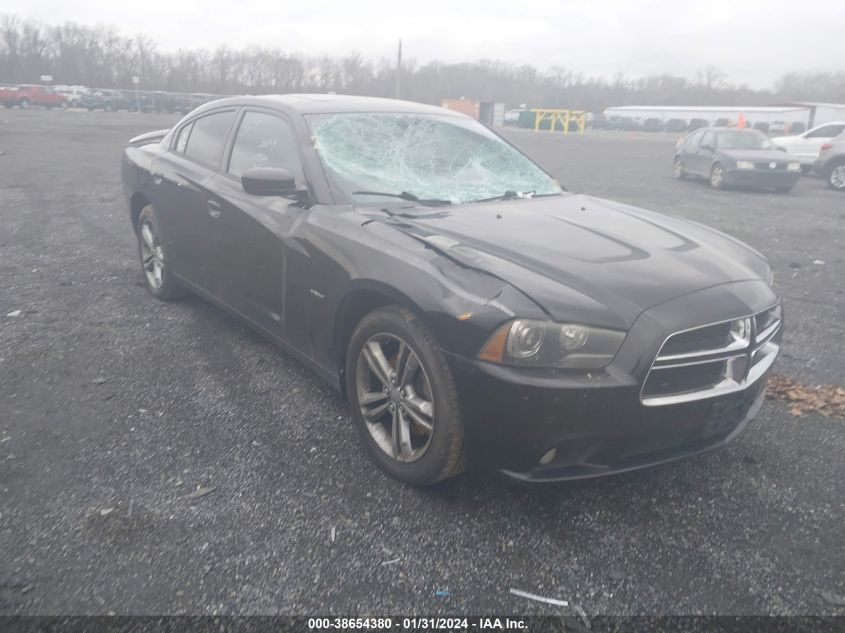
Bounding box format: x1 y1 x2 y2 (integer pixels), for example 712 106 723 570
446 280 780 482
724 169 800 189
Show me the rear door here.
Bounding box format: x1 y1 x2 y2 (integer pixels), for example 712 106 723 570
678 129 704 173
206 109 309 343
794 124 845 161
690 130 716 175
149 108 238 296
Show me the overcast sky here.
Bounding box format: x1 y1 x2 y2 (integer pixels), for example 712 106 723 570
7 0 844 88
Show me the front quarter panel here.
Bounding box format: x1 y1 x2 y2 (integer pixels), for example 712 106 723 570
298 207 548 377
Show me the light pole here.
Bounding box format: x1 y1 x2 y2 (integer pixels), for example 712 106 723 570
395 40 402 99
132 76 140 113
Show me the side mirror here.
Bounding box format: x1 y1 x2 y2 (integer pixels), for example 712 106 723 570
241 167 305 198
700 143 714 151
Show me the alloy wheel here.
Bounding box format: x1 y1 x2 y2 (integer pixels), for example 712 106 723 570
830 164 845 190
711 165 724 188
355 333 435 463
139 220 166 290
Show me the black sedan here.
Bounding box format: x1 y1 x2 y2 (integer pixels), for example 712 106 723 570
674 127 802 192
122 95 782 485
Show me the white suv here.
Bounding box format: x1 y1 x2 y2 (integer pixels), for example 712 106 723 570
772 121 845 171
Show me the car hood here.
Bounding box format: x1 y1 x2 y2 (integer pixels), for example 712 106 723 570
717 148 792 161
378 194 770 330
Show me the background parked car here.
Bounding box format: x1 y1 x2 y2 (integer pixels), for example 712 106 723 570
768 121 789 136
587 112 612 129
813 133 845 191
139 91 176 113
665 118 687 133
54 85 88 108
2 85 67 109
81 89 135 111
752 121 770 134
688 118 709 131
674 127 801 192
771 120 845 173
642 118 665 132
617 117 641 131
0 84 17 107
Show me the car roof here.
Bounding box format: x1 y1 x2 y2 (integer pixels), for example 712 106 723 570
193 93 465 118
708 127 761 132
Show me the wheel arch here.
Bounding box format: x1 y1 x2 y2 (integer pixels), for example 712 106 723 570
332 281 428 398
129 192 150 232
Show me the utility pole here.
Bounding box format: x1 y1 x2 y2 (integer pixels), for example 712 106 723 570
395 39 402 99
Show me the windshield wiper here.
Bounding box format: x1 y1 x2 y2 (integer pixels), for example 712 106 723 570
352 190 452 206
472 190 565 203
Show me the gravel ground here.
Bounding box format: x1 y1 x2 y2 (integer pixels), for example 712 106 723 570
0 110 843 616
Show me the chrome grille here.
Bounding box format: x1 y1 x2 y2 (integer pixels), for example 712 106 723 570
641 304 782 406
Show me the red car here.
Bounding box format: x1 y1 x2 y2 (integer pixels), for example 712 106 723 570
1 85 68 109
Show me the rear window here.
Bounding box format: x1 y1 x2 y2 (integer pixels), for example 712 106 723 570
183 110 236 168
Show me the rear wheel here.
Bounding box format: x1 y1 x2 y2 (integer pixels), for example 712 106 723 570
136 205 184 301
827 162 845 191
673 156 687 180
709 163 726 189
346 306 466 486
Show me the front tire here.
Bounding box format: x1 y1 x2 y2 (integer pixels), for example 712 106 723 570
710 163 726 189
136 205 184 301
346 306 466 485
673 156 687 180
827 161 845 191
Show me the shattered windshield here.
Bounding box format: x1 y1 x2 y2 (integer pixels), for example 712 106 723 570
307 112 563 205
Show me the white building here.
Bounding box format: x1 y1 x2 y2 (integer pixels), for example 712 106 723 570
773 102 845 127
603 105 811 127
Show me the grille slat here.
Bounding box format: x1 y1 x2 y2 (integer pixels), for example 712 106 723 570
642 305 781 406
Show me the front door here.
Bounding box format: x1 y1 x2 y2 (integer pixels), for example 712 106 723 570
209 109 310 345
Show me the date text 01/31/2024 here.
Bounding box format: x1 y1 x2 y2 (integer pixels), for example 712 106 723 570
307 618 528 630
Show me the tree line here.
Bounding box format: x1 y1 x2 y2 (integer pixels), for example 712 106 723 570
2 14 844 110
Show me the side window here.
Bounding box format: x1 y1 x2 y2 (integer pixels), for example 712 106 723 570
806 125 844 138
228 111 303 181
685 130 704 148
701 131 715 149
174 122 193 154
183 110 237 168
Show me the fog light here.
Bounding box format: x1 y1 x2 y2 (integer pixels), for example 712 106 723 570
539 448 557 465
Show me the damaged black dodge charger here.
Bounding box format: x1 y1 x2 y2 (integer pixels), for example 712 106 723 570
122 95 782 485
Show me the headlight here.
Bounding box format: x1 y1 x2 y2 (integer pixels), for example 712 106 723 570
736 160 754 170
787 162 801 171
477 319 626 369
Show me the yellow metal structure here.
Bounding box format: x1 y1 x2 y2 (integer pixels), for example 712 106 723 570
531 109 586 134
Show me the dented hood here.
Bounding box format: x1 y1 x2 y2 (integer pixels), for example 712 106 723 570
379 194 770 330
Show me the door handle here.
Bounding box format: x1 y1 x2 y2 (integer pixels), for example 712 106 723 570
208 200 221 218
